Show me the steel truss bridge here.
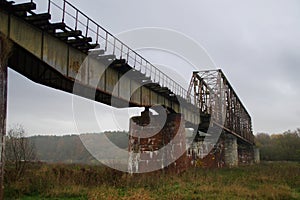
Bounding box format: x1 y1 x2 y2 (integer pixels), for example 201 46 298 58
0 0 255 157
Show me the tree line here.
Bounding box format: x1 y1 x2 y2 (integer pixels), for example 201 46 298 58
5 124 300 178
256 129 300 161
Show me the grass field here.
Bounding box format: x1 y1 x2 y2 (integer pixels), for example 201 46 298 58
4 162 300 200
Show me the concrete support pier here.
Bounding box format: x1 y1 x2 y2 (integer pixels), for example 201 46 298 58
224 134 238 167
253 147 260 164
128 109 188 173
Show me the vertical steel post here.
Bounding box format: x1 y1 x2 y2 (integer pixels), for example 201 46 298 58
85 18 89 37
75 10 79 30
126 48 129 64
47 0 51 14
62 0 66 23
112 39 116 55
120 44 123 59
0 37 8 200
105 33 108 51
96 26 99 44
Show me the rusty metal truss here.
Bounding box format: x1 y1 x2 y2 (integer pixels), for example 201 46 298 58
187 69 254 144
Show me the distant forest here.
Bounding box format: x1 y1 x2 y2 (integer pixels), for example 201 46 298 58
27 129 300 163
256 129 300 161
29 131 129 164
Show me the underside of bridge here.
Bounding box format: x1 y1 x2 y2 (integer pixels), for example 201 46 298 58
0 0 259 181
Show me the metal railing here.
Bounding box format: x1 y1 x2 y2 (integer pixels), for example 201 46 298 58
45 0 191 100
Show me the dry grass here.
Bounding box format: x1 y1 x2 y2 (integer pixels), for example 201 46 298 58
4 162 300 200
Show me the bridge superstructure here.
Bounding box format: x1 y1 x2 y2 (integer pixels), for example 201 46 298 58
0 0 258 182
188 70 254 144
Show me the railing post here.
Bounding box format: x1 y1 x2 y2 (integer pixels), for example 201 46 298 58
96 26 99 45
47 0 51 14
140 57 143 72
62 0 66 23
105 33 108 51
159 71 162 86
113 39 116 55
120 44 123 59
134 54 136 68
153 68 156 82
75 10 79 30
149 63 152 79
85 18 89 37
126 48 129 63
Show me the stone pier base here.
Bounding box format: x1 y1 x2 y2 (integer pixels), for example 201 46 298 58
253 147 260 164
128 109 188 173
224 134 238 167
128 109 260 172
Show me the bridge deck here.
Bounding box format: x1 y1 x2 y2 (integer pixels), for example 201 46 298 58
0 0 254 144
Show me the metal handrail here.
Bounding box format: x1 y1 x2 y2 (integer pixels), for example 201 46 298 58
47 0 192 100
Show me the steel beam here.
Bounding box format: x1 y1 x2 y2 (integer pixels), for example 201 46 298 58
0 35 10 200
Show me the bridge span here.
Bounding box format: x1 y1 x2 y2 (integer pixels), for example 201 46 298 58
0 0 258 181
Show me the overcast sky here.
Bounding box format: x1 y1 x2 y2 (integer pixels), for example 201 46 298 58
7 0 300 135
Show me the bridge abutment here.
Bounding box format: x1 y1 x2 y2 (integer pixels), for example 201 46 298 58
224 134 238 167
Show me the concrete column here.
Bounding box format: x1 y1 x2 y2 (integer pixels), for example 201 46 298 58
0 35 10 200
253 147 260 164
224 134 238 167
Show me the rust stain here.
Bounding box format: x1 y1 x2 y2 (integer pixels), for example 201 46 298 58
70 61 80 73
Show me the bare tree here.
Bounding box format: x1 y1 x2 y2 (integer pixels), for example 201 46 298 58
5 124 35 180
